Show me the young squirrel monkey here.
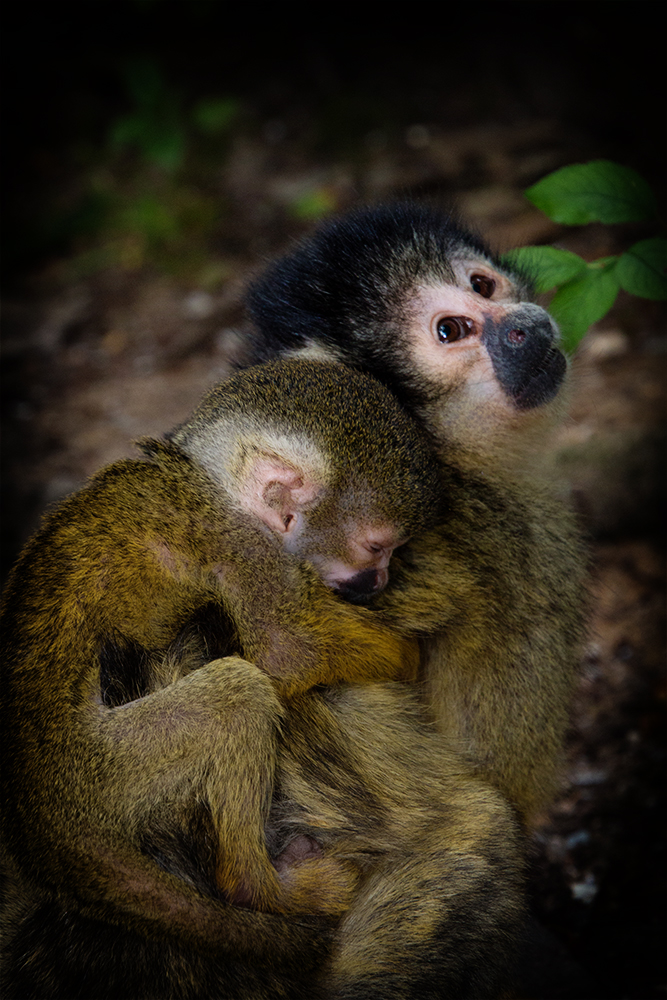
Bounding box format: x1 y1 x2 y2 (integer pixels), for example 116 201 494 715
0 359 441 952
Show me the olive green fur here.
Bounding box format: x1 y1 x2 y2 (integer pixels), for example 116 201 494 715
1 359 451 998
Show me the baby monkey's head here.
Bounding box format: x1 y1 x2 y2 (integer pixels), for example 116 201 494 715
171 359 440 603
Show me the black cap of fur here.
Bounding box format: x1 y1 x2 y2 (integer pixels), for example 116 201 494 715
245 202 498 406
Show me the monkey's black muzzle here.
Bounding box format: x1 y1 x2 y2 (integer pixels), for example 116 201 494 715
334 569 381 605
482 305 566 410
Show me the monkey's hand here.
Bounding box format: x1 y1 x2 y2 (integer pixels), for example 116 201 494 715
244 594 419 696
216 559 419 696
276 595 421 694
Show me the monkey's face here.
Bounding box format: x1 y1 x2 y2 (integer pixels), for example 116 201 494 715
289 520 409 605
406 258 566 450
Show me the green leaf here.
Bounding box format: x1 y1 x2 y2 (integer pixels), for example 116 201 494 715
501 245 587 292
548 260 621 350
617 238 667 300
526 160 658 225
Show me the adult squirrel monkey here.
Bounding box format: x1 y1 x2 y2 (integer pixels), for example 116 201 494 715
247 202 586 822
1 203 585 999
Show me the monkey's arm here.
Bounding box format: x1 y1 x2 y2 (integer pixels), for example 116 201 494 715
0 461 360 945
232 578 419 697
217 554 420 697
370 527 469 634
371 515 586 820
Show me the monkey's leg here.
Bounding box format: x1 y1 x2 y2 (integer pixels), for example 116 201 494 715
274 685 526 998
91 655 292 912
322 807 525 999
2 657 341 998
93 653 360 920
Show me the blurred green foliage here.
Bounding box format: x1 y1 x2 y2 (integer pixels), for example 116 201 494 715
78 57 239 278
503 161 667 351
289 188 339 221
110 58 241 172
23 52 344 281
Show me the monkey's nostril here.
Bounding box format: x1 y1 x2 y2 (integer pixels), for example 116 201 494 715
507 329 527 345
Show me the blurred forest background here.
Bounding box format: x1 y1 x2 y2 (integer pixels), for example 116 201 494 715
1 3 665 998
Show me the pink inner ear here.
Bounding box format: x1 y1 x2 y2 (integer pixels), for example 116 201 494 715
240 456 321 534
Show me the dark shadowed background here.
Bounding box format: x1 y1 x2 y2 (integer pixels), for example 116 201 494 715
1 3 665 997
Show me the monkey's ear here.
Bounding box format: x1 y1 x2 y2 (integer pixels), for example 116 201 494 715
239 455 322 535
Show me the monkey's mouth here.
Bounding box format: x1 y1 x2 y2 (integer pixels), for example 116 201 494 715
512 347 567 410
333 569 384 605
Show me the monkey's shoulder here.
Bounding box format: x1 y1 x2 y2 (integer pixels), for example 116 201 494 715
9 443 229 566
379 463 586 640
0 446 241 660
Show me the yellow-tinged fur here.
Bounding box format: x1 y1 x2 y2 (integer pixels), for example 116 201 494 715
0 362 437 966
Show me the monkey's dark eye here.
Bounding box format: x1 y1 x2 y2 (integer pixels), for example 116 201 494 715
470 273 495 298
436 317 472 343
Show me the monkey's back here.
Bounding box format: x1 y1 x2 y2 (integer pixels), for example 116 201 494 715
0 447 239 870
